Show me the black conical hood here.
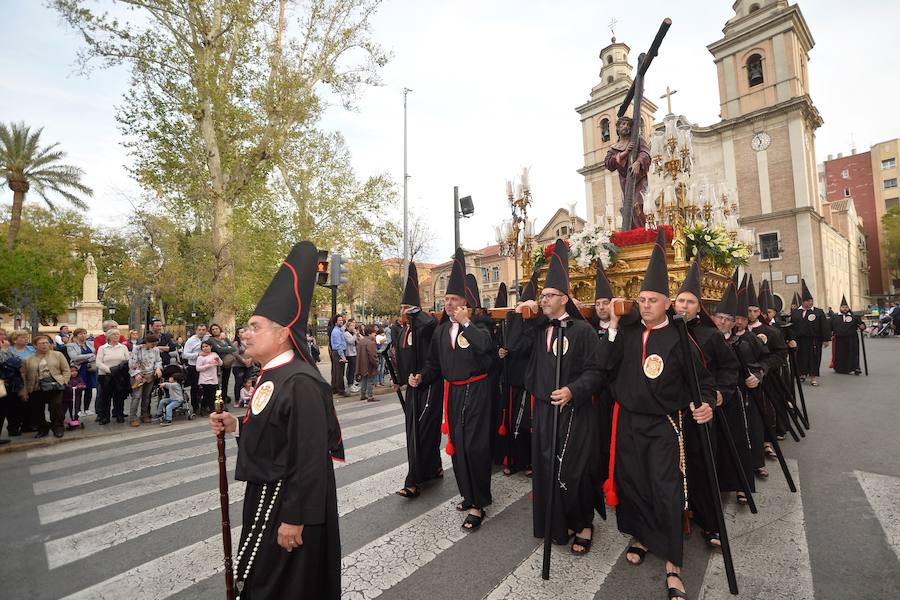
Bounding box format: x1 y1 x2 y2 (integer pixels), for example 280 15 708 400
465 273 481 309
747 274 758 308
731 268 740 288
495 282 508 309
736 274 749 317
253 241 317 357
800 278 813 302
544 239 570 294
840 294 849 308
640 228 670 296
758 280 771 313
767 282 777 313
717 282 738 317
446 248 467 298
678 259 702 301
520 268 539 302
401 262 421 307
594 258 614 300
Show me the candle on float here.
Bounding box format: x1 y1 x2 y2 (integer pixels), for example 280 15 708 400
506 180 513 197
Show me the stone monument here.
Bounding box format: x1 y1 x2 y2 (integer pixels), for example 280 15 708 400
75 253 104 334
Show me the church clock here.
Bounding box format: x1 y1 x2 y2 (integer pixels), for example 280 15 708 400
751 131 771 152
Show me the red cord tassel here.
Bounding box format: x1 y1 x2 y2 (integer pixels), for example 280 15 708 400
498 409 507 437
603 402 621 507
829 335 835 369
442 380 454 455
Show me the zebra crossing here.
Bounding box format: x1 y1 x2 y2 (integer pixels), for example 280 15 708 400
2 391 899 600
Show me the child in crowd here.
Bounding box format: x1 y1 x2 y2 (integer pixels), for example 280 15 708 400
64 365 86 427
195 340 222 416
155 372 186 426
239 377 254 408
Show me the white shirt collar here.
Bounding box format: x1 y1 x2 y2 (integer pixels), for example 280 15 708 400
263 349 294 370
598 320 611 330
749 321 761 329
640 316 670 330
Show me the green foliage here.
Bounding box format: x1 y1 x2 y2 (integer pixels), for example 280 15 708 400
882 206 900 274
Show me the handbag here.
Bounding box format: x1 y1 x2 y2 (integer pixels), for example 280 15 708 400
221 352 237 369
39 377 65 392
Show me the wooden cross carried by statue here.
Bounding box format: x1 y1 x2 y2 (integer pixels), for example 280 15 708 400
616 18 672 231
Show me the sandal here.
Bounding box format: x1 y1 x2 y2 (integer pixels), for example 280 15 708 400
524 468 533 478
462 509 485 531
665 572 689 599
703 531 721 548
765 446 778 460
626 545 648 565
737 492 749 505
810 380 819 387
756 467 769 479
395 487 420 499
571 526 593 555
455 501 472 512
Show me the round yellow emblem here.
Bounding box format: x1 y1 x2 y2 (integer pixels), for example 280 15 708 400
807 313 816 321
756 333 768 344
643 354 664 379
251 381 275 415
456 334 470 349
552 337 570 356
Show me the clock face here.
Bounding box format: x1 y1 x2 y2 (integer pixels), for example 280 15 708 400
751 132 771 152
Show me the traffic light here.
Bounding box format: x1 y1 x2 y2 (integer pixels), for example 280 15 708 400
316 250 330 286
331 253 349 286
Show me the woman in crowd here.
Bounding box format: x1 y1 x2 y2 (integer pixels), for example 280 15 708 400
306 324 321 363
207 324 236 402
96 327 131 425
126 329 141 351
9 331 36 432
66 328 97 417
344 319 359 392
230 327 253 403
0 330 27 441
23 335 69 438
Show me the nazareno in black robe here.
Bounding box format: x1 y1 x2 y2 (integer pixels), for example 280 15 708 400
790 306 830 377
603 317 716 566
396 309 444 487
727 331 769 472
500 311 533 473
751 320 792 435
234 353 344 600
419 316 495 509
522 315 604 543
685 317 739 535
829 311 863 373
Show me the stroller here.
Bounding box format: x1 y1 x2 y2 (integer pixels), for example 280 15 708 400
872 313 894 337
157 363 195 422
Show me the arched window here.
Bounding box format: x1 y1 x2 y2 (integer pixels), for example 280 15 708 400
481 267 489 283
747 54 764 87
749 3 761 13
607 76 614 85
439 275 445 289
600 118 610 142
492 266 500 282
606 55 613 65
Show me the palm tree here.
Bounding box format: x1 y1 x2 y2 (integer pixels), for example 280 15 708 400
1 121 93 250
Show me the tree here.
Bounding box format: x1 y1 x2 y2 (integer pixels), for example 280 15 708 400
0 121 93 250
52 0 389 332
395 209 434 265
883 206 900 286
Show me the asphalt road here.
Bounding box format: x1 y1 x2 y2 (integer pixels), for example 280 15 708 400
0 337 898 599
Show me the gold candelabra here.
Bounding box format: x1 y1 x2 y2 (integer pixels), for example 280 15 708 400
497 168 536 298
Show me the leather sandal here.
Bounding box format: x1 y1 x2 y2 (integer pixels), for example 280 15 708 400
571 526 593 555
666 572 689 599
626 545 648 565
703 531 721 548
455 501 472 512
395 487 419 499
462 509 485 531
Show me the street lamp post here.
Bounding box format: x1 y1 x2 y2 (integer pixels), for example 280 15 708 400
496 168 535 302
402 87 411 279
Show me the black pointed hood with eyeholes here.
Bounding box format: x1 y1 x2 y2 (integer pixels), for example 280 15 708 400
717 281 738 317
543 238 583 319
446 247 467 298
253 240 317 360
595 257 614 301
800 278 813 302
520 267 540 303
465 273 481 309
746 274 759 308
401 262 421 307
641 228 670 296
495 282 508 309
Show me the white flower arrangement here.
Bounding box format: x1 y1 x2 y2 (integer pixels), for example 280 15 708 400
569 224 619 269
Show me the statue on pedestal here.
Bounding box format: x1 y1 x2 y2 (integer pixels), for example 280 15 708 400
75 253 103 334
605 116 650 229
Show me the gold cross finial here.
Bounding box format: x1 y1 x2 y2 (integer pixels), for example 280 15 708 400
660 86 678 115
608 18 618 41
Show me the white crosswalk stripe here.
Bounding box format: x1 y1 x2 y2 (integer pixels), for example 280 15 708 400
854 470 900 562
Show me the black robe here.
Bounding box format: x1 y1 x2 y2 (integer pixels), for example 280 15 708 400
396 310 444 487
522 315 604 543
728 331 769 472
751 320 792 435
603 318 716 566
420 316 495 508
234 355 343 600
500 312 533 473
790 306 830 376
593 322 616 509
685 317 739 535
829 312 863 374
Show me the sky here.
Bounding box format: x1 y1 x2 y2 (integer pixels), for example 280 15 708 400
2 0 899 264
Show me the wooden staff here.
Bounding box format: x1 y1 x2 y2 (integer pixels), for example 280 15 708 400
542 320 567 580
859 327 869 376
214 390 235 599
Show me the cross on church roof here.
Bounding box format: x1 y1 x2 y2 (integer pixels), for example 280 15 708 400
608 18 618 41
660 85 678 115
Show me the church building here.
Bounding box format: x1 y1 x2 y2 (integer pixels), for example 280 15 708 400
576 0 869 309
